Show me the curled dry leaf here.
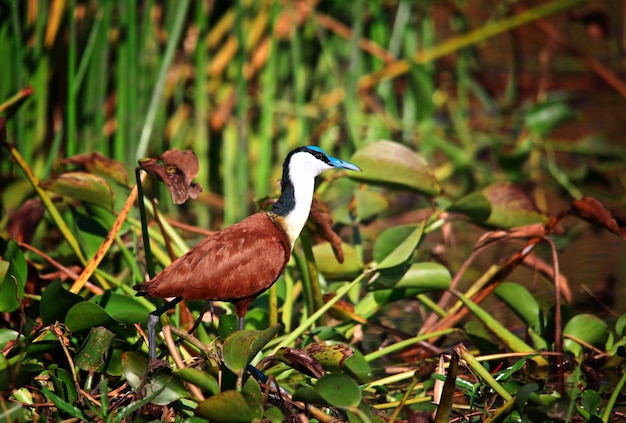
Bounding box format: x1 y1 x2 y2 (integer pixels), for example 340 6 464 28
63 152 129 186
274 347 326 379
475 223 546 249
571 196 625 240
138 149 202 205
7 198 45 244
308 198 344 263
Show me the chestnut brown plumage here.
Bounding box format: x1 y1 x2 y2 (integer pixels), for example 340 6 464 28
134 146 361 359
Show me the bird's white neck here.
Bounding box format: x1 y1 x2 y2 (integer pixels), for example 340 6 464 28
271 152 333 249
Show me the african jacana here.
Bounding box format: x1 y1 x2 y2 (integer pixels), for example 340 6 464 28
134 146 361 359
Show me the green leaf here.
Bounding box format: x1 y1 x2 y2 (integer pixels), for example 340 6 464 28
174 367 219 395
494 282 543 332
91 292 150 326
0 239 27 313
195 390 263 422
315 373 362 409
354 189 388 221
369 262 451 292
221 325 281 376
313 242 363 280
40 279 84 325
40 386 87 421
524 99 577 136
41 171 115 210
348 141 442 196
65 302 131 337
581 389 601 415
121 351 187 405
75 326 117 373
563 314 610 357
448 191 491 222
373 223 425 270
481 182 547 228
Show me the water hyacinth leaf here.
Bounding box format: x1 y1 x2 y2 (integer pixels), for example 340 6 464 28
348 141 442 196
563 314 610 357
354 189 388 221
481 182 547 228
369 262 451 292
174 367 220 395
195 390 263 422
494 282 543 332
222 325 281 375
41 171 115 210
313 242 363 280
65 301 131 337
40 279 84 325
62 152 129 186
315 373 362 409
524 99 577 136
122 352 187 405
91 292 149 326
581 389 601 415
616 314 626 336
0 239 27 313
448 191 491 222
0 329 21 348
303 343 371 381
373 223 425 270
74 326 116 373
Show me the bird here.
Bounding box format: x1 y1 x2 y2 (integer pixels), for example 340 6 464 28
134 146 361 359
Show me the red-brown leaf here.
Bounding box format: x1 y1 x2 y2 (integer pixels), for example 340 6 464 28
571 196 624 240
138 149 202 205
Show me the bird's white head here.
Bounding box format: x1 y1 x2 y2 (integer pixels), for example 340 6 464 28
271 146 361 247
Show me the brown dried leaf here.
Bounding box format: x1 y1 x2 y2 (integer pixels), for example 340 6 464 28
308 199 344 263
63 152 129 186
138 149 202 205
274 347 325 379
475 223 546 249
7 198 45 244
571 196 624 240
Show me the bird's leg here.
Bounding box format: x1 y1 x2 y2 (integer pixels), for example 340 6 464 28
147 297 183 360
238 316 246 331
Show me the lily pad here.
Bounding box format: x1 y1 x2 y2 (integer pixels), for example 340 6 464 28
348 141 442 196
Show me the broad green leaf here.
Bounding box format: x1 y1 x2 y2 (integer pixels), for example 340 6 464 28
368 262 451 292
373 223 425 270
40 279 84 325
315 373 362 409
222 325 281 375
616 313 626 336
0 329 21 349
581 389 601 415
74 326 116 373
494 282 543 332
448 191 491 222
481 182 547 228
354 189 388 221
195 390 263 422
49 367 78 405
122 351 187 405
41 171 115 210
313 242 363 280
91 292 149 326
174 367 219 395
563 314 610 357
348 141 442 196
524 99 577 136
65 302 131 337
0 239 27 313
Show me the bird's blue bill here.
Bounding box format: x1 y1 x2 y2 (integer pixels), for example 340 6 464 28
328 156 361 172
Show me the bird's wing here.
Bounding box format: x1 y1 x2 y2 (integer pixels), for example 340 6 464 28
141 213 291 301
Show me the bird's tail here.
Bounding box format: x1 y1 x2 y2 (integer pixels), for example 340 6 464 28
133 283 149 297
